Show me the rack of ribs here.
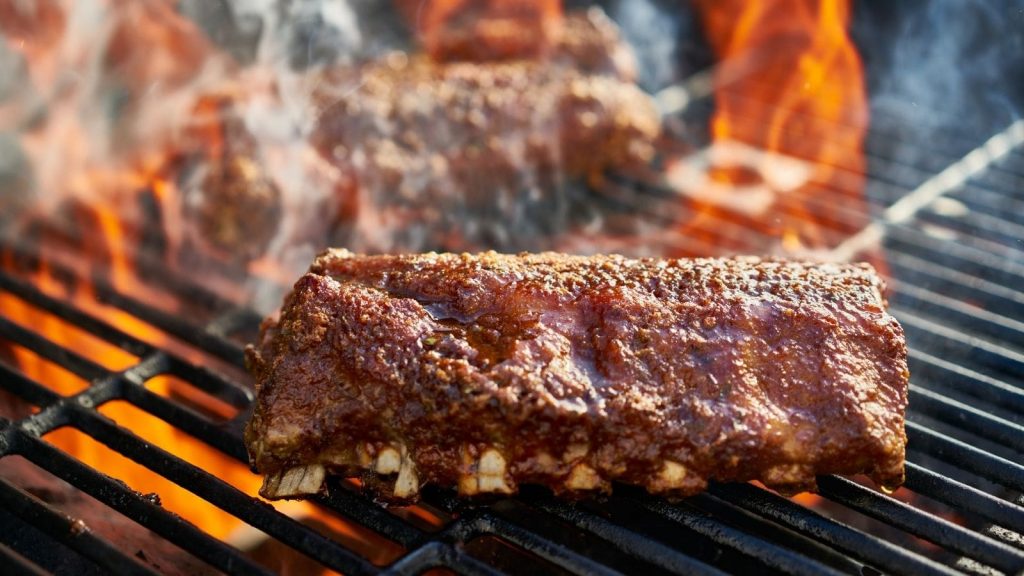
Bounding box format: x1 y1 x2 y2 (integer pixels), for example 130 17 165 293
307 7 659 253
245 250 908 502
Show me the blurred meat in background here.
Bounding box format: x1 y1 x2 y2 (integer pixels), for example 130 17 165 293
0 0 1020 306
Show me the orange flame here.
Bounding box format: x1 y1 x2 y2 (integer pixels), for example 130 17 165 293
1 205 413 570
0 0 417 543
685 0 870 253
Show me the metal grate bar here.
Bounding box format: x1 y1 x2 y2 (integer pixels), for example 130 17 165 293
0 272 154 360
0 541 49 576
683 492 872 573
892 283 1024 350
896 311 1024 381
0 316 388 576
916 207 1024 250
904 462 1024 532
0 503 107 576
887 251 1024 321
836 119 1024 260
91 282 246 366
885 225 1024 290
119 374 249 461
815 475 1024 573
530 498 730 576
592 179 773 254
1 423 273 576
709 483 958 576
0 364 62 408
909 386 1024 452
970 165 1024 197
461 514 627 576
422 488 731 575
163 355 251 409
906 422 1024 491
908 350 1024 415
382 540 504 576
950 184 1024 226
0 316 108 382
637 497 846 576
315 479 424 547
61 394 382 576
0 274 251 407
887 217 1024 267
480 513 628 576
2 268 253 409
0 474 157 576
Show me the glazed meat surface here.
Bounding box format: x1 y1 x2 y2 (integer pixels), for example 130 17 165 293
245 251 908 502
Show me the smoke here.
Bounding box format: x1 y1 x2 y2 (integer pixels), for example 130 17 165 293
610 0 681 91
3 1 657 311
856 0 1024 137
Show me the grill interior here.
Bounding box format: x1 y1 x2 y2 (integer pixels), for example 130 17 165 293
1 93 1023 575
2 1 1024 574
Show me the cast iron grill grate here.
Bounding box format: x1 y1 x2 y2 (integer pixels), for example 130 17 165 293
0 108 1023 575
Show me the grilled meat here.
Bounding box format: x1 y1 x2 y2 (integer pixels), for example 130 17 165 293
157 91 284 273
311 52 659 253
309 6 658 254
395 0 562 63
158 7 657 262
245 251 908 502
398 3 637 80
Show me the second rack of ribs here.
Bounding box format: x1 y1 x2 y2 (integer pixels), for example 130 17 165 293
245 251 908 502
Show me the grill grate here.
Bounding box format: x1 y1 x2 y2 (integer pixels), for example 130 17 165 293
1 109 1024 574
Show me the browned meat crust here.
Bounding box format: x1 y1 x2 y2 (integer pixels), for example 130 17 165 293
309 9 659 253
245 251 908 502
398 4 637 80
311 58 659 253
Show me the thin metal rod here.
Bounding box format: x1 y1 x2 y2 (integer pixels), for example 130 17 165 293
63 400 381 576
907 422 1024 491
816 475 1024 574
909 386 1024 452
0 476 157 576
831 119 1024 260
638 497 845 576
382 541 504 576
532 499 729 576
905 462 1024 532
4 424 274 576
710 483 958 576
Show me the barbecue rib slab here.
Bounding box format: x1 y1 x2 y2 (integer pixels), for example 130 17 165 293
308 8 659 254
245 251 908 502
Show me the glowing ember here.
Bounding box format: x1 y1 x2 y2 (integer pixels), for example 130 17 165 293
678 0 871 254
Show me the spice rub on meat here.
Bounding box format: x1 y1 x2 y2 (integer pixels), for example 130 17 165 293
245 251 908 502
310 8 659 253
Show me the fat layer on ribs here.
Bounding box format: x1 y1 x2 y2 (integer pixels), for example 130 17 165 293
245 251 908 502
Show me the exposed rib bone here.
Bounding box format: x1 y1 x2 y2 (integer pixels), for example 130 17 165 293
458 446 514 495
374 446 401 474
654 460 688 490
394 447 419 498
565 463 601 490
260 464 325 499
